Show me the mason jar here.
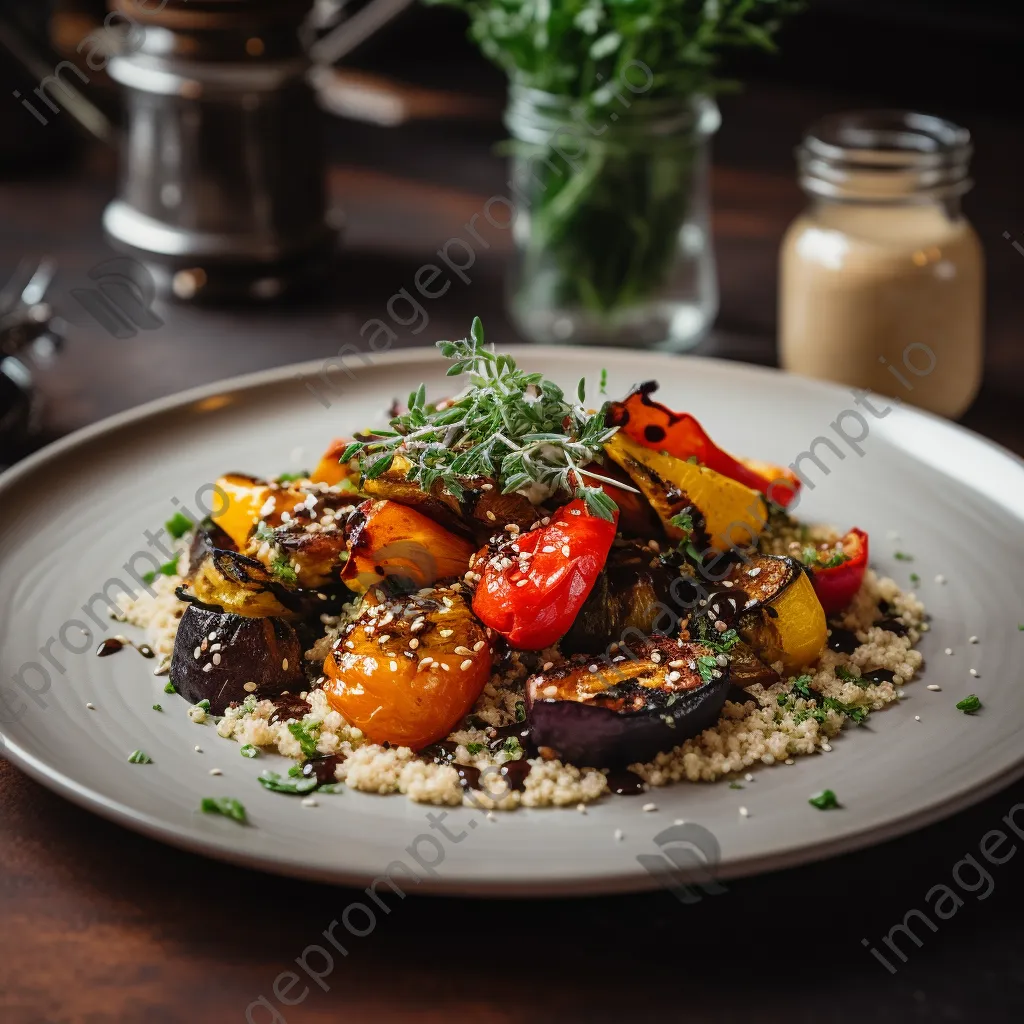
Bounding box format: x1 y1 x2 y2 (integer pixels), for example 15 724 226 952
780 110 984 419
504 84 721 351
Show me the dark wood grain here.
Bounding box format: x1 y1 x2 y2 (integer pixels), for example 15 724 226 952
1 78 1023 1024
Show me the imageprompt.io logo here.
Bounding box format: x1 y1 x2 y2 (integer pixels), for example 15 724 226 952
72 258 163 339
636 823 728 904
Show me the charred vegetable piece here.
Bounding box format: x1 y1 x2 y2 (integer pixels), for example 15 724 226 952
737 560 826 673
322 585 491 750
341 499 476 594
606 382 801 508
526 636 731 767
472 499 617 650
807 528 869 615
310 439 358 487
604 433 766 553
595 462 663 538
185 547 344 619
360 452 540 537
727 640 780 689
170 605 306 713
560 541 677 656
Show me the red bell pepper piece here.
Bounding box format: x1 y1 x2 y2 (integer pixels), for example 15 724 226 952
471 499 617 650
809 528 869 614
606 384 801 508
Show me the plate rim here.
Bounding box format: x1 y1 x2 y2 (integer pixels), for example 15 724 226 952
2 345 1024 896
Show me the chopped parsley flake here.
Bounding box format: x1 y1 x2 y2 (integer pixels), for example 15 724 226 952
287 721 320 759
258 770 318 795
152 704 163 712
955 694 982 714
894 551 914 562
128 750 153 764
821 696 868 723
910 572 920 584
196 699 211 711
164 680 177 694
728 781 743 790
809 789 840 810
790 675 814 699
270 556 298 584
200 796 247 823
514 700 527 722
142 555 180 584
164 512 193 539
696 655 719 683
240 744 260 758
466 742 484 755
835 666 869 688
277 471 309 482
503 736 523 759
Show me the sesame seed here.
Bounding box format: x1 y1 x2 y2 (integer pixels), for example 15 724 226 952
516 579 528 587
193 647 201 660
673 819 685 826
202 663 213 674
345 640 355 649
744 773 754 782
243 681 257 693
212 653 222 666
473 640 486 652
561 545 571 557
921 623 930 632
208 632 218 641
576 803 587 814
784 758 795 765
282 658 289 671
440 663 450 672
969 635 979 644
588 664 599 673
377 634 391 644
935 574 946 584
389 660 398 672
194 746 203 753
821 743 832 751
210 643 222 653
485 511 497 521
915 715 921 721
650 651 662 663
747 567 761 578
542 661 554 672
209 768 222 776
614 828 624 841
418 657 434 670
408 638 420 650
486 810 496 821
86 702 96 710
927 684 942 691
439 629 453 638
301 797 318 808
970 668 980 677
739 807 750 818
541 545 556 553
944 648 954 655
714 620 728 632
642 802 657 812
541 517 550 525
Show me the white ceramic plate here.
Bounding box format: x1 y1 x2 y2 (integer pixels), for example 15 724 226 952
2 348 1023 896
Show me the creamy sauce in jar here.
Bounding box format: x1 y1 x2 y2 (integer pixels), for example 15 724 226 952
779 112 984 419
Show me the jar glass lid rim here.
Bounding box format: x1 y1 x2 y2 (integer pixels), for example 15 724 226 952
803 110 971 163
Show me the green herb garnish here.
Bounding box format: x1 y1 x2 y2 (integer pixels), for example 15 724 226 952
809 789 840 810
341 319 629 521
240 744 260 759
142 555 180 584
835 666 869 688
200 796 248 823
165 512 193 539
466 742 484 755
270 556 298 584
152 704 163 712
728 781 743 790
514 700 527 723
955 694 982 714
164 680 177 694
910 573 920 584
195 699 211 711
696 655 720 683
821 696 868 724
258 770 318 795
820 550 849 568
790 675 814 699
287 721 320 759
894 551 914 562
277 471 309 483
128 750 153 764
502 736 523 759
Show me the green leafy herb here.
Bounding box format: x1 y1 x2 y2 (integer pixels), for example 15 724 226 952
809 789 840 810
820 550 849 568
514 700 527 722
254 521 277 545
164 680 177 694
790 675 814 699
152 704 163 712
466 742 484 755
165 512 193 539
128 750 153 764
270 556 298 584
821 696 868 724
894 551 914 562
240 744 260 759
142 555 180 584
342 319 630 520
599 368 608 396
696 655 720 683
200 796 248 823
728 781 743 790
277 471 309 483
955 694 982 714
258 770 318 795
287 763 305 778
910 573 920 584
195 699 211 711
835 665 869 688
287 721 320 759
503 736 524 759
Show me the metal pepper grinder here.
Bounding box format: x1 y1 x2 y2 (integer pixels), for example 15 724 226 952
103 0 337 302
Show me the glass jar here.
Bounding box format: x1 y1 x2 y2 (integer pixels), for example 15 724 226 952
780 111 984 419
504 86 720 351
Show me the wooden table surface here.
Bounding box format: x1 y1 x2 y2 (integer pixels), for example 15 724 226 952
2 79 1023 1023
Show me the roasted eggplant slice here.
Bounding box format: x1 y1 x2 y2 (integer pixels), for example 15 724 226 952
170 605 307 713
526 636 732 767
726 640 780 689
560 541 678 656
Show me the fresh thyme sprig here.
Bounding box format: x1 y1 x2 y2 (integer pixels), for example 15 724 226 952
342 318 629 520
